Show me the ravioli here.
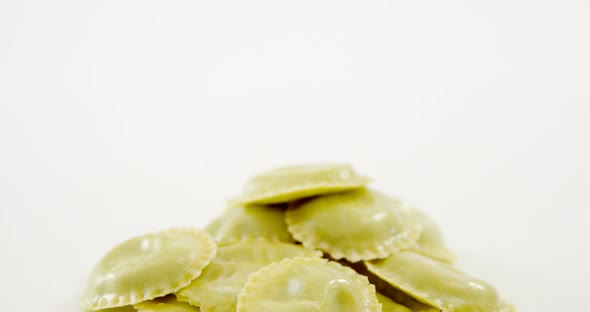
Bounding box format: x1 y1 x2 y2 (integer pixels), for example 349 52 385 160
81 162 514 312
134 295 200 312
338 259 439 312
237 257 381 312
366 251 511 312
95 306 137 312
80 229 216 311
175 242 321 312
377 293 412 312
205 205 293 245
286 188 421 262
405 209 453 262
237 163 370 205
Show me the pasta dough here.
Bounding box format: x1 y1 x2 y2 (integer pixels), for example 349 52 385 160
176 242 321 312
81 162 514 312
237 257 381 312
286 189 421 261
81 229 216 310
237 163 370 205
366 251 511 312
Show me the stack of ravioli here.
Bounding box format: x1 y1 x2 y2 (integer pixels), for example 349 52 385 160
80 163 514 312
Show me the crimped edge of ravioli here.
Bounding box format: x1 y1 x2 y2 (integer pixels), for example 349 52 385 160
237 163 371 205
160 228 218 290
94 305 138 312
238 178 371 205
236 257 381 312
365 251 510 312
285 198 422 262
134 295 200 312
175 242 322 311
205 206 294 246
81 228 217 311
405 209 455 263
360 262 439 312
216 234 295 246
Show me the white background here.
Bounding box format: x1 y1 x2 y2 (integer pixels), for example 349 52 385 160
1 0 589 311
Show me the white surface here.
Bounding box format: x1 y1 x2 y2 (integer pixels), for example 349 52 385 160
1 1 589 311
